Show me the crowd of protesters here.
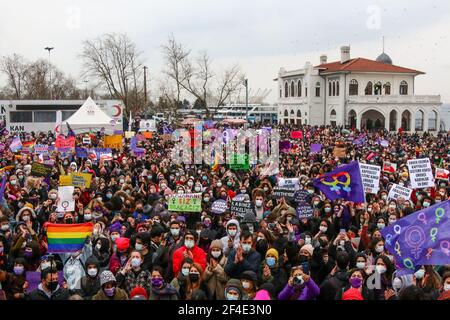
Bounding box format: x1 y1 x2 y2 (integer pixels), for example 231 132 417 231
0 120 449 301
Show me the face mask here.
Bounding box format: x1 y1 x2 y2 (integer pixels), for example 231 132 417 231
84 213 92 221
257 237 264 242
104 287 116 297
375 245 384 253
226 293 239 301
119 179 125 184
240 189 247 194
389 219 396 225
216 182 222 187
414 269 425 279
266 257 276 267
423 202 430 207
135 243 143 251
87 268 98 277
211 250 221 258
202 176 208 181
242 281 250 289
111 234 119 242
350 277 362 288
10 180 17 185
185 240 195 249
14 266 24 275
1 225 9 231
189 273 200 282
376 265 386 274
49 194 57 200
435 199 441 203
319 226 327 233
389 204 396 210
47 280 59 292
96 243 102 251
228 229 237 237
304 237 311 245
377 223 385 230
381 195 387 200
324 207 331 213
444 283 450 292
181 268 190 277
356 262 366 269
131 257 141 268
194 186 201 192
171 228 180 237
242 244 251 253
367 208 372 213
22 216 30 222
152 278 163 287
203 197 210 203
255 200 263 207
24 251 33 258
393 277 402 290
178 190 184 195
307 189 314 195
106 194 113 199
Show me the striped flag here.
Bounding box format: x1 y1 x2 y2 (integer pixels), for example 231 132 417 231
46 222 93 253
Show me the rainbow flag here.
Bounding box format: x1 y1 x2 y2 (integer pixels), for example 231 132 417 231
22 140 35 153
46 223 93 253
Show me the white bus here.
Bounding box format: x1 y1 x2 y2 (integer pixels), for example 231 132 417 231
0 99 124 133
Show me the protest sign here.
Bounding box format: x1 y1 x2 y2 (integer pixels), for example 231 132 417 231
125 131 135 139
22 141 35 153
310 144 322 154
388 184 413 201
383 161 397 173
75 147 88 158
104 135 123 149
435 168 450 181
359 163 381 194
211 200 229 214
9 137 22 152
230 200 254 219
407 158 435 188
290 131 303 139
277 178 300 190
55 136 75 149
296 204 314 219
95 148 113 161
34 144 49 155
272 186 296 200
71 172 92 188
82 137 91 144
168 193 202 212
57 186 75 212
143 132 153 139
293 189 312 205
30 162 52 177
59 175 72 186
229 154 250 170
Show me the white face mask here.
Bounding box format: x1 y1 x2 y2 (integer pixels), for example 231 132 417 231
376 265 387 274
393 277 402 290
87 268 98 277
181 268 190 276
185 240 195 249
414 269 425 279
319 226 327 233
242 281 250 289
356 262 366 269
41 262 51 270
131 257 141 268
135 243 143 251
216 182 222 187
444 283 450 292
211 250 221 258
171 228 180 237
304 237 311 245
255 200 263 207
96 243 102 251
377 223 385 230
194 186 201 192
228 229 237 237
375 245 384 253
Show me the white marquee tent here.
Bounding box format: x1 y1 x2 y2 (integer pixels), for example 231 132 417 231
62 97 117 134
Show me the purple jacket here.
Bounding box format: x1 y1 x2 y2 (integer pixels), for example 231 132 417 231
278 278 320 300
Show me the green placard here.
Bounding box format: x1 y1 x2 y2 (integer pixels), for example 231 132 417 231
168 193 202 212
229 154 250 170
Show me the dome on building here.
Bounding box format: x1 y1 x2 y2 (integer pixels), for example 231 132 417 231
376 52 393 65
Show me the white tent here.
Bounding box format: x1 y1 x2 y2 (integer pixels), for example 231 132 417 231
62 97 117 134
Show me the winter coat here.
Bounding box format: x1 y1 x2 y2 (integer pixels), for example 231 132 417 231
219 219 241 257
224 249 261 279
172 245 207 276
319 270 349 300
27 284 71 300
203 255 228 300
115 268 152 295
92 287 129 300
278 277 320 300
148 283 179 300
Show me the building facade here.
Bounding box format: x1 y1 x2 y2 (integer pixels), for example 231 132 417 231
275 46 442 132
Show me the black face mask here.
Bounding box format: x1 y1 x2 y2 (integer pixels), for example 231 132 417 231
189 273 200 282
298 255 309 264
46 280 59 292
65 219 73 224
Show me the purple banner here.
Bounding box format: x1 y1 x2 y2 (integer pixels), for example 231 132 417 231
310 144 322 154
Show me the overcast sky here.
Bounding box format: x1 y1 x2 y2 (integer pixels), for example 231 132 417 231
1 0 449 103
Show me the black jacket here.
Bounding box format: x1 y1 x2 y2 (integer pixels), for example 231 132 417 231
27 287 71 300
224 249 261 279
319 270 349 300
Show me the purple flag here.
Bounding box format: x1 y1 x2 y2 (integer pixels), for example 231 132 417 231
310 144 322 154
279 140 291 152
0 174 7 203
313 161 365 203
381 200 450 271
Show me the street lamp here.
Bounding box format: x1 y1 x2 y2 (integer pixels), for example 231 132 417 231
84 79 89 97
44 47 54 100
243 78 249 123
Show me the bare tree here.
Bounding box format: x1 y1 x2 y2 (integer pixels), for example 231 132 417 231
0 54 27 99
80 33 146 116
161 36 245 119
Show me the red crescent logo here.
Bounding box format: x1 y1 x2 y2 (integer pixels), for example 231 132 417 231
112 105 121 117
55 124 60 133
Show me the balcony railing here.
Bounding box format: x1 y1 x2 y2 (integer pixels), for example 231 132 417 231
347 95 441 104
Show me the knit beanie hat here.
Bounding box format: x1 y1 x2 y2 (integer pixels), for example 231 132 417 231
301 244 314 257
210 239 223 250
115 237 130 252
99 270 116 286
130 286 148 300
265 248 279 261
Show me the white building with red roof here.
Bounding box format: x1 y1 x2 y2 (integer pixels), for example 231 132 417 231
275 46 442 132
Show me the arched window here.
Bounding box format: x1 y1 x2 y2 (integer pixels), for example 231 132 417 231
336 81 340 96
297 80 302 97
415 110 424 131
285 82 288 98
280 89 282 98
384 82 391 95
315 82 321 97
329 82 332 96
349 79 358 95
290 109 295 117
365 81 373 95
400 81 408 95
284 109 288 117
332 82 336 96
374 82 382 95
330 109 337 117
290 81 295 97
305 84 308 97
428 110 438 131
297 110 302 118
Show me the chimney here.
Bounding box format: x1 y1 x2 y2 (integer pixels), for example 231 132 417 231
320 54 327 65
340 45 350 63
